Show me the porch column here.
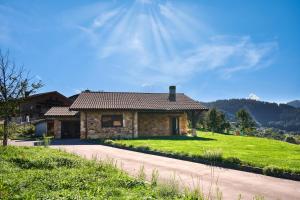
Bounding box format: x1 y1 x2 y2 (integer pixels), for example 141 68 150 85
54 119 61 139
133 111 138 138
191 111 197 136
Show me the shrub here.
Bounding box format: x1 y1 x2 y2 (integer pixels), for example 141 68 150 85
104 139 114 145
137 165 146 181
284 135 298 144
225 157 242 165
263 165 284 176
151 169 159 187
157 175 179 198
136 146 150 151
43 134 51 147
202 149 223 162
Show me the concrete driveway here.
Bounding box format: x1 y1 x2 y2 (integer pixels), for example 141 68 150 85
8 139 300 200
48 140 299 200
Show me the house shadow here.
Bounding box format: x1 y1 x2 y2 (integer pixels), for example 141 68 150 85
50 139 99 146
49 135 216 146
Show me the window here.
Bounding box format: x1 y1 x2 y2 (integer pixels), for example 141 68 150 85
101 115 123 128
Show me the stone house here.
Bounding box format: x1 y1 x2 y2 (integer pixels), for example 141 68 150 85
44 86 207 139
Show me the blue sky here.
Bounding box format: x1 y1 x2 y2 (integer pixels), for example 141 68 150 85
0 0 299 103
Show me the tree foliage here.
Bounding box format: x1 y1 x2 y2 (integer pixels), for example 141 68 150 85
236 109 256 133
203 99 300 132
0 49 42 146
205 108 230 133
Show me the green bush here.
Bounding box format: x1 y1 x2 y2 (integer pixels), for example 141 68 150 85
0 123 35 139
104 139 114 145
263 165 285 176
284 135 298 144
136 146 151 151
225 157 242 165
202 149 223 162
43 134 51 147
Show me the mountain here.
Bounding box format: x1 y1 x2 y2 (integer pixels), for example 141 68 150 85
287 100 300 108
202 99 300 133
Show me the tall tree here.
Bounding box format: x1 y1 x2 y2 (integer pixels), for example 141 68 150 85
236 109 256 134
0 49 42 146
205 108 230 133
206 108 218 132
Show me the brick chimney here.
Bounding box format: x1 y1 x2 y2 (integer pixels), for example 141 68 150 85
169 86 176 101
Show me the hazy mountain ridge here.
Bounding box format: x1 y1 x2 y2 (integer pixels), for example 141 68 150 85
202 99 300 133
287 100 300 108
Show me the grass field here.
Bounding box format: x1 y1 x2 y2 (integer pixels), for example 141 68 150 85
0 146 201 199
113 131 300 174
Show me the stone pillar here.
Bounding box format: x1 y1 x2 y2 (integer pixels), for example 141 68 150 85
133 112 138 138
180 112 188 135
191 111 197 136
80 112 87 139
54 119 61 139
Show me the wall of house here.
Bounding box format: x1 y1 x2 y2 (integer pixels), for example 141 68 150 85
138 112 188 136
80 111 135 139
179 112 188 134
80 111 188 139
35 122 47 136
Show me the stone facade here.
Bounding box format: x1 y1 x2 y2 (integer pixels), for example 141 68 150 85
80 110 188 139
179 112 188 134
80 111 136 139
138 112 188 136
53 119 61 139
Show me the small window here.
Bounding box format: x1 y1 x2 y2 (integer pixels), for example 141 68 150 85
101 115 123 128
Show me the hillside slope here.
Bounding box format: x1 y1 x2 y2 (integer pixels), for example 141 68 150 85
203 99 300 132
287 100 300 108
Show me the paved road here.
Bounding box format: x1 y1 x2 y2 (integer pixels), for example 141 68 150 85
9 139 300 200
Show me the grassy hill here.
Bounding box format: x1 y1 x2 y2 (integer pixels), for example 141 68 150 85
113 131 300 176
0 146 198 199
202 99 300 133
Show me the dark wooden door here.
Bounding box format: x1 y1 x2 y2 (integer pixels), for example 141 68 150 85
61 121 80 139
171 117 179 135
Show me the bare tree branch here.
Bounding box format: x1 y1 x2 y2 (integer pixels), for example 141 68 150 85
0 48 43 146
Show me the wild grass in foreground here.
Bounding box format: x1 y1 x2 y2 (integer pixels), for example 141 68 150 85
0 146 228 200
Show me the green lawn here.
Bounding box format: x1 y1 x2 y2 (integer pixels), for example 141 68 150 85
114 131 300 174
0 146 195 199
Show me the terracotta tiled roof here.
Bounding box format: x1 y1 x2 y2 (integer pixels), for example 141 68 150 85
70 92 207 111
45 107 79 116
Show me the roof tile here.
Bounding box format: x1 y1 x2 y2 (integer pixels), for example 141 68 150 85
45 107 79 116
70 92 207 111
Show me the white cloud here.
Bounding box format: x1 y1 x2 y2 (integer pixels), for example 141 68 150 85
136 0 153 4
248 93 260 101
175 36 278 79
73 88 83 94
73 1 278 86
92 9 120 28
35 75 42 80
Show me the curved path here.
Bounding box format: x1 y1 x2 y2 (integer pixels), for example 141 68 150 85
9 139 300 200
50 140 300 200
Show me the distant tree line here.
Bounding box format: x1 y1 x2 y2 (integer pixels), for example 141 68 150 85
196 107 299 144
199 108 255 135
202 99 300 133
